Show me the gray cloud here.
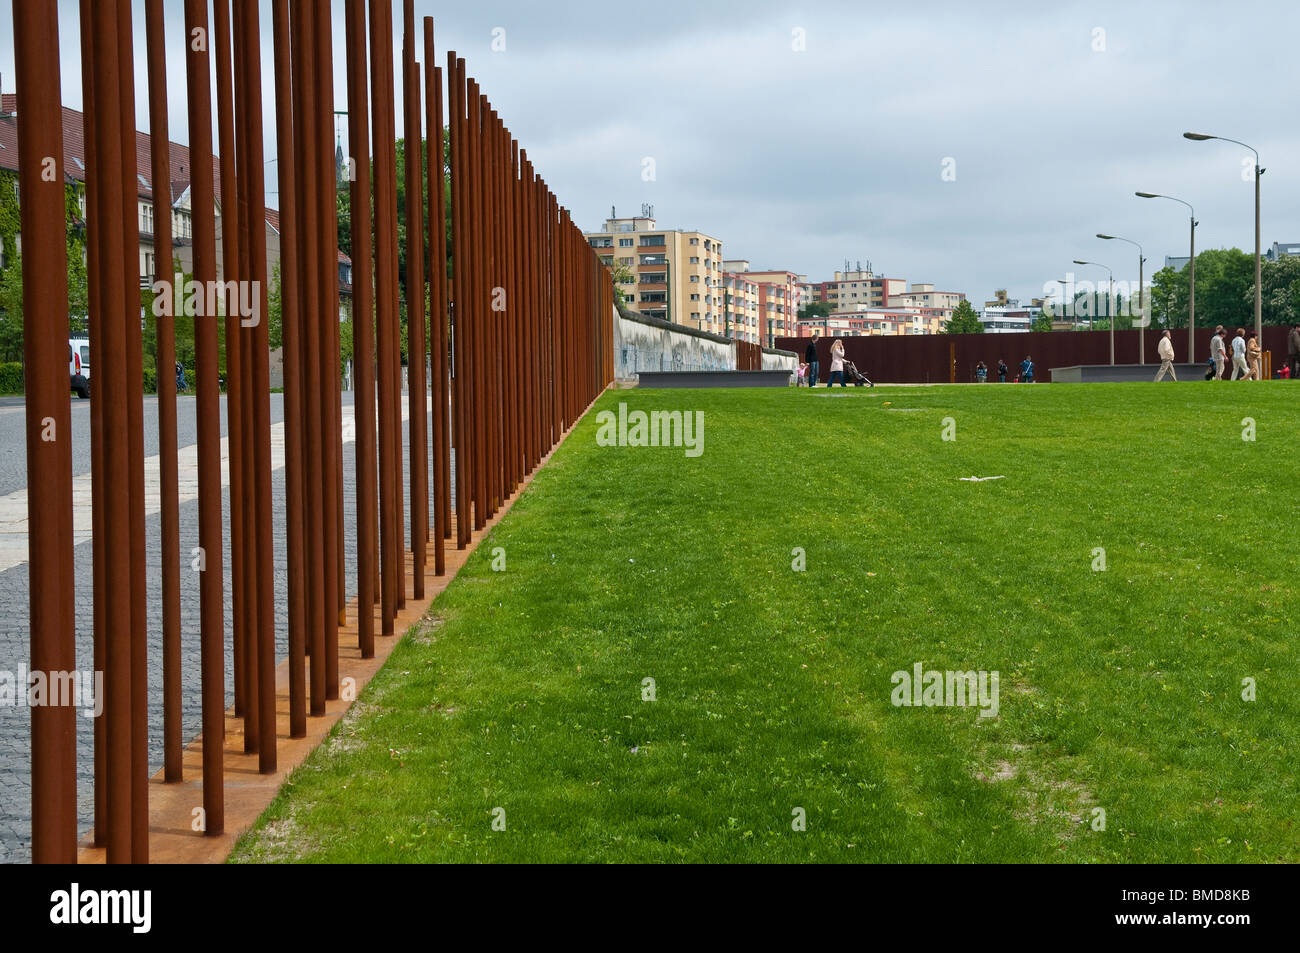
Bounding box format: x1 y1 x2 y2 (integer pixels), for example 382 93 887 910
1 0 1294 304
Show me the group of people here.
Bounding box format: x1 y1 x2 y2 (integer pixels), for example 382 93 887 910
1202 325 1266 381
974 357 1033 383
800 325 1300 387
801 337 847 387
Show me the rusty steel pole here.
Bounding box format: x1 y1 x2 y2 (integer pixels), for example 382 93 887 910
77 0 107 847
426 23 449 572
16 0 77 864
234 0 278 769
84 0 133 863
212 0 250 729
313 0 341 699
383 0 405 614
143 0 184 785
112 0 150 865
346 0 377 658
468 83 486 531
371 0 400 633
290 0 326 715
402 1 427 600
183 0 226 840
270 0 307 737
447 53 468 550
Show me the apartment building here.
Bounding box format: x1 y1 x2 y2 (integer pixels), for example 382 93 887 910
585 215 725 335
795 306 932 337
801 269 908 313
888 283 965 317
724 260 799 346
0 94 350 313
720 267 760 343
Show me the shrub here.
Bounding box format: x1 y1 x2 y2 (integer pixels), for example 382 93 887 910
0 361 22 394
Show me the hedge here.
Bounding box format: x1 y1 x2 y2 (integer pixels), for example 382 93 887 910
0 361 22 394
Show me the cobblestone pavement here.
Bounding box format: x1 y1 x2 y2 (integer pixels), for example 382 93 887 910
0 391 443 862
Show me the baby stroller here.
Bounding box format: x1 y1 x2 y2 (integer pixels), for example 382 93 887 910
844 359 873 387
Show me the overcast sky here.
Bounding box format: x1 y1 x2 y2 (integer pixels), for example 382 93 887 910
2 0 1296 305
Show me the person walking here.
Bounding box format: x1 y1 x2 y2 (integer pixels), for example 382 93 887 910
1209 328 1226 380
1245 331 1262 380
805 336 820 388
997 358 1008 383
828 338 847 387
1020 355 1034 383
1288 323 1300 379
1154 330 1177 381
1231 327 1249 380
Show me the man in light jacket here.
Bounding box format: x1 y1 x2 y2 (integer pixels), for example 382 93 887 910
1154 330 1177 381
1209 327 1226 380
1231 328 1248 379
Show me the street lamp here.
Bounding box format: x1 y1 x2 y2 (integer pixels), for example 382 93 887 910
1136 191 1197 362
1056 278 1072 328
1097 233 1146 364
1184 132 1263 344
1074 260 1115 363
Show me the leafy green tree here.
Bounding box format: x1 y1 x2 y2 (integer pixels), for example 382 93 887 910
1257 255 1300 326
0 254 23 363
943 299 983 333
797 300 834 322
1030 312 1053 332
268 261 283 351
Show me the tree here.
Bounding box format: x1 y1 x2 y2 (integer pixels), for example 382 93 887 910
1258 255 1300 327
1030 313 1053 332
0 254 23 363
797 300 833 323
268 261 283 351
607 260 633 306
943 299 983 333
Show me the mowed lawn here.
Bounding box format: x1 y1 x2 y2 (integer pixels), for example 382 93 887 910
231 381 1299 863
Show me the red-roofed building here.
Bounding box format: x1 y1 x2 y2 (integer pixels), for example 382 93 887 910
0 92 349 310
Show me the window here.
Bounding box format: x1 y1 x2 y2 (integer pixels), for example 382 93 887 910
639 273 666 285
639 235 665 247
689 256 699 264
689 275 699 283
689 237 698 245
589 237 613 248
140 202 154 234
618 238 633 247
690 294 699 301
640 254 666 265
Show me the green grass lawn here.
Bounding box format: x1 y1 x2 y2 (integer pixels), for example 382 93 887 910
230 381 1299 863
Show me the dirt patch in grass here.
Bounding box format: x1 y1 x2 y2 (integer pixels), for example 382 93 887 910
408 616 445 647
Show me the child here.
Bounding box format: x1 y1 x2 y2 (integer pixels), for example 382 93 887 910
796 362 808 386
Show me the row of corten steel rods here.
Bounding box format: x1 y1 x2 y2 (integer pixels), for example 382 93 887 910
13 0 616 862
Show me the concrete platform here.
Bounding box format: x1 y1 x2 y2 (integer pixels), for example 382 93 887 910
1051 363 1209 383
636 369 792 388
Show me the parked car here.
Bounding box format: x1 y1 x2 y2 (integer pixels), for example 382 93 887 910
69 336 90 399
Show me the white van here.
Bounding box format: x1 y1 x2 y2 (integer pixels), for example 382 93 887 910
69 337 90 399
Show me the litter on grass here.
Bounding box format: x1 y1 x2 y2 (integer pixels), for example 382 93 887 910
959 475 1005 482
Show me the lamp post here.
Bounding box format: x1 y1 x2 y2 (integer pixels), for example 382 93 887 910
1097 233 1146 363
1185 133 1263 343
1136 192 1197 362
1074 259 1114 363
1056 278 1071 328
